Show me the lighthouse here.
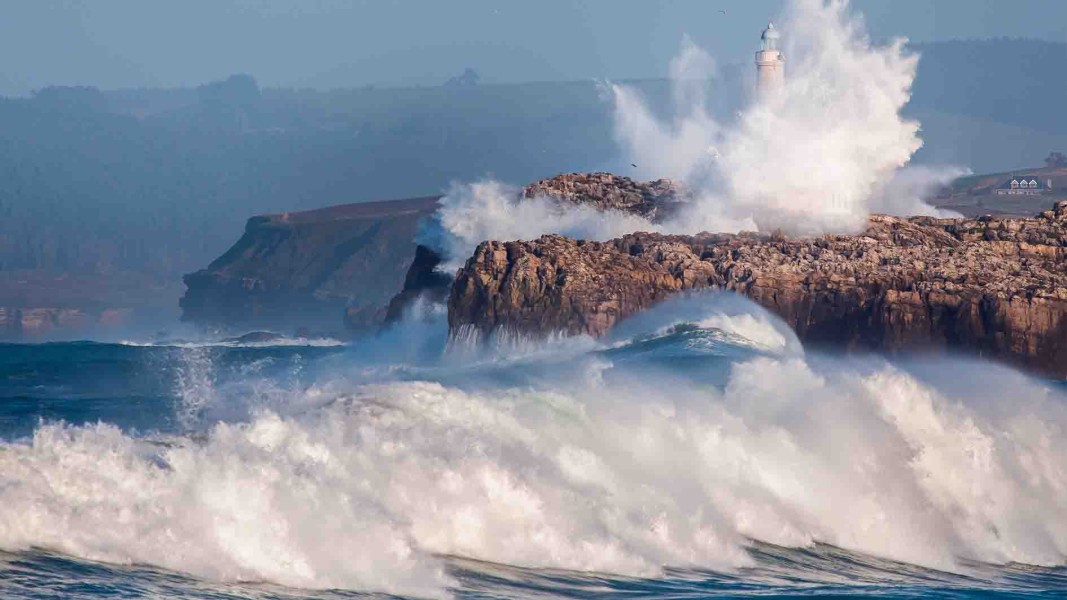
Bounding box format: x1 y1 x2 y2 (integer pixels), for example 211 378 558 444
755 23 785 96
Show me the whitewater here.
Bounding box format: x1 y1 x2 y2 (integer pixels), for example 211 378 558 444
1 294 1066 599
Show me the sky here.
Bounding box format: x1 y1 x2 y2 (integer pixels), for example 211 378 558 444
0 0 1064 95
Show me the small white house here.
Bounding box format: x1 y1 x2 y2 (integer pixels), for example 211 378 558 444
996 175 1052 196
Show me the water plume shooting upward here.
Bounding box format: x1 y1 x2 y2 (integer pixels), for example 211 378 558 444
421 179 660 270
419 0 966 271
613 0 960 236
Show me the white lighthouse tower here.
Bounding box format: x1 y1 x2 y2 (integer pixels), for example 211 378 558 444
755 23 785 96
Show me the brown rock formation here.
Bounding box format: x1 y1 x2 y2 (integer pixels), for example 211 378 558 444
382 173 685 325
381 244 453 325
449 201 1067 377
180 196 440 335
523 172 684 221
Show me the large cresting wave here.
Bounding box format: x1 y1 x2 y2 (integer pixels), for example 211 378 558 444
1 295 1066 597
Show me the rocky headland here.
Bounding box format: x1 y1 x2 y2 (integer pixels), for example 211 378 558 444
380 172 683 322
180 196 439 335
181 169 1067 376
449 199 1067 377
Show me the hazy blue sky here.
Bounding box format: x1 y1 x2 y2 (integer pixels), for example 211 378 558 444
0 0 1064 95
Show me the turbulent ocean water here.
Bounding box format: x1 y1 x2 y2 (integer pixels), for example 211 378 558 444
1 294 1066 599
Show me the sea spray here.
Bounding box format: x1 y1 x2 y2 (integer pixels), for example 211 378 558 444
2 296 1067 597
612 0 960 235
610 35 723 192
172 347 218 430
421 0 962 272
171 346 335 432
422 179 657 270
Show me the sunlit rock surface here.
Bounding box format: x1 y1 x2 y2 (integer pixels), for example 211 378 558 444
450 201 1067 376
522 172 685 221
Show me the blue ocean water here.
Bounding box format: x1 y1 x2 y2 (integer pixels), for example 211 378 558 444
1 297 1066 599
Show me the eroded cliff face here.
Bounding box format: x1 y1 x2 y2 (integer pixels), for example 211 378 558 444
180 197 439 335
380 244 453 324
382 173 684 323
449 202 1067 377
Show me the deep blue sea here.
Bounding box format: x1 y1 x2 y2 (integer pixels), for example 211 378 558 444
1 295 1066 599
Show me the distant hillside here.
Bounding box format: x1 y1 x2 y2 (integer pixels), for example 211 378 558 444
936 161 1067 217
0 77 662 279
179 196 440 336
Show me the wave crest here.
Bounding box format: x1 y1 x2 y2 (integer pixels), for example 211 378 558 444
2 341 1067 596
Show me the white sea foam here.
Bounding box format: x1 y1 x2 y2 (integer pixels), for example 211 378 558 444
2 324 1067 597
119 337 347 349
422 179 658 270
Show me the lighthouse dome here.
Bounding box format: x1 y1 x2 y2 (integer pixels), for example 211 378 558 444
760 23 780 50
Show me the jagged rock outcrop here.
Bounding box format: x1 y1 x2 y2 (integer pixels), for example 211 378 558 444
382 173 684 324
523 172 684 221
380 173 674 324
450 201 1067 377
380 244 453 324
180 197 439 335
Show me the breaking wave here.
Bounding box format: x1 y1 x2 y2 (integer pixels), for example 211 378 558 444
1 294 1066 598
119 337 347 349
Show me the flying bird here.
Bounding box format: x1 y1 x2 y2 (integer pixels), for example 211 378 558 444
631 163 638 168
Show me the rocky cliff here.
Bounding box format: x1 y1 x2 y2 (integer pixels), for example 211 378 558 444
450 201 1067 377
180 196 439 335
522 172 685 220
381 172 683 324
380 244 453 324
